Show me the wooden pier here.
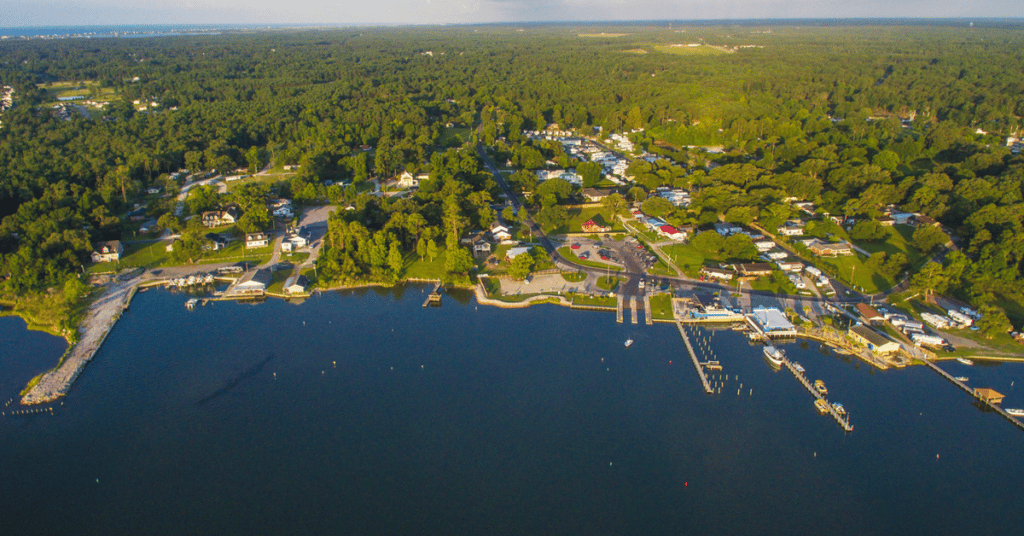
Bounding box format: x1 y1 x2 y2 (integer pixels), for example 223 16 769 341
630 296 638 325
422 283 442 307
616 295 624 324
921 358 1024 432
675 321 713 394
643 295 653 325
781 357 854 432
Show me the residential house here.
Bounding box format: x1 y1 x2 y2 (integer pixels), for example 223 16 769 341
202 207 239 228
582 219 612 233
737 263 774 277
700 265 735 280
245 232 270 249
762 249 789 261
581 188 614 202
127 207 148 222
776 259 804 272
472 238 492 255
801 238 853 256
777 220 805 237
714 222 742 236
657 225 687 241
204 233 228 251
506 246 532 260
396 171 420 189
139 219 160 234
490 222 512 242
91 240 124 263
284 275 309 294
754 239 776 252
849 325 900 355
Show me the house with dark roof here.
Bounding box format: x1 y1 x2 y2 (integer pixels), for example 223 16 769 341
91 240 124 263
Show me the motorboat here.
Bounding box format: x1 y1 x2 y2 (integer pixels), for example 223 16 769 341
956 357 974 366
814 399 830 414
954 376 969 382
624 339 633 348
831 402 846 416
793 362 806 373
763 345 784 366
814 379 828 395
1005 408 1024 417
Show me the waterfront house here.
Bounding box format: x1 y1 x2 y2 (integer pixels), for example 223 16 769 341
91 240 124 263
848 325 900 355
245 232 270 249
233 268 272 296
284 274 309 294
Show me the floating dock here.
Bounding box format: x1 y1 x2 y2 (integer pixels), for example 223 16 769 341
630 296 638 325
616 295 624 324
781 357 854 432
422 283 442 307
676 321 713 394
921 358 1024 432
643 295 653 325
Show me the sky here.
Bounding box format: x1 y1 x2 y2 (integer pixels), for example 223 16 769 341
1 0 1022 28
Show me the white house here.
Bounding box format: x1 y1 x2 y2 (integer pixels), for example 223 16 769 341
490 222 512 242
396 171 420 189
777 220 805 236
754 239 776 252
506 246 532 260
245 232 270 249
91 240 123 263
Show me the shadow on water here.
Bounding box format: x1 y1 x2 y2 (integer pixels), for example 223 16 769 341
196 353 275 407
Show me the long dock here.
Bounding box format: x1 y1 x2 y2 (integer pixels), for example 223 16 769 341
616 295 624 323
422 283 442 307
781 357 854 432
643 295 653 325
676 321 713 394
630 296 638 325
921 358 1024 432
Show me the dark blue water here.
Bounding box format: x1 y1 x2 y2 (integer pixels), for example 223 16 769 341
2 286 1023 535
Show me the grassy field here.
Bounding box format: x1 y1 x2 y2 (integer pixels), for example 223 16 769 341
557 247 623 271
266 269 291 294
597 276 622 291
86 240 273 274
403 249 448 280
38 80 118 102
649 293 674 320
747 272 800 295
816 254 896 295
561 271 586 282
654 44 731 56
660 243 707 277
852 225 929 269
570 293 617 307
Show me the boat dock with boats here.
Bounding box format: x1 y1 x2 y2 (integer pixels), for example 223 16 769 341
780 357 853 432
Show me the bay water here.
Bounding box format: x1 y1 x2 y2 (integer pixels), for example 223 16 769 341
2 285 1022 535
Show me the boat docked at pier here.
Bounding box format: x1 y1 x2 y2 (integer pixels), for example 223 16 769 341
792 362 806 373
956 357 974 366
814 399 830 414
1006 408 1024 417
763 345 784 366
831 402 846 416
954 376 969 382
814 379 828 395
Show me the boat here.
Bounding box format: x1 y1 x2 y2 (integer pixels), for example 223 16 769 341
831 402 846 416
956 357 974 366
624 339 633 348
185 298 198 310
814 379 828 395
954 376 969 382
1006 408 1024 417
814 399 830 414
763 345 784 365
793 362 806 373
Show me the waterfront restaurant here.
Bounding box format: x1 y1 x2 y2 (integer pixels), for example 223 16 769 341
749 306 798 337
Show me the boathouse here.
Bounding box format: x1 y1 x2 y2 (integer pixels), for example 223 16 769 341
975 388 1005 404
749 307 798 337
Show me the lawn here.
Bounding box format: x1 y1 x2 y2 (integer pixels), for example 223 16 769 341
266 269 291 294
39 80 118 102
570 293 618 308
284 252 310 264
747 272 800 295
550 207 625 235
403 250 448 280
815 254 896 295
597 276 622 291
561 271 586 282
661 243 706 277
649 293 674 320
557 247 624 271
86 240 272 274
852 225 929 269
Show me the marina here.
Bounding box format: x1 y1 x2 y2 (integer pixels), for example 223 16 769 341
781 357 854 432
675 320 713 394
920 358 1024 431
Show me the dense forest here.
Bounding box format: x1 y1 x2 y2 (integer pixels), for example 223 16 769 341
2 22 1024 332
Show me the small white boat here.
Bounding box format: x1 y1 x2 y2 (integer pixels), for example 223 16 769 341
954 376 969 382
763 345 784 365
793 362 806 373
624 339 633 348
956 357 974 366
185 298 198 310
831 402 846 416
1006 408 1024 417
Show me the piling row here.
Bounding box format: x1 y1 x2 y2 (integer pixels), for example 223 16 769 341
781 358 854 432
676 321 713 394
921 359 1024 432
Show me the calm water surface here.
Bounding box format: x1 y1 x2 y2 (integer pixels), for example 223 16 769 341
2 286 1023 535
